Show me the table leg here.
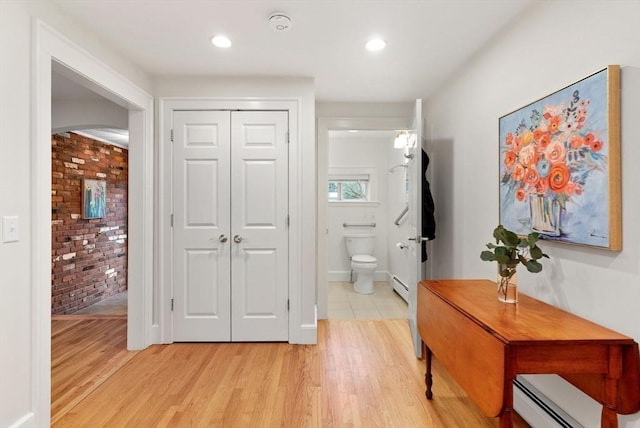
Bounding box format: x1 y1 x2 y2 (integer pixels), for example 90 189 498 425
601 345 622 428
499 413 514 428
425 345 433 400
601 406 618 428
499 374 514 428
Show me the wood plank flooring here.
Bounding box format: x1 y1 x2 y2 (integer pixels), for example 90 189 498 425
51 316 137 425
52 319 530 427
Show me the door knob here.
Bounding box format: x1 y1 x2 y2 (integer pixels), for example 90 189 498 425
233 234 243 243
218 234 228 243
408 236 430 243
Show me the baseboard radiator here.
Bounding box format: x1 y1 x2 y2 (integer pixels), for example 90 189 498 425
391 275 409 303
514 377 582 428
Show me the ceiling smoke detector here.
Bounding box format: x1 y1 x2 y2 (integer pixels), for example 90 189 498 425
268 13 292 32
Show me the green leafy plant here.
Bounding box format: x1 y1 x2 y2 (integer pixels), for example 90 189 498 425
480 225 549 300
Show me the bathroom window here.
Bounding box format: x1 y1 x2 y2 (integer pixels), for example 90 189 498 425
328 174 370 201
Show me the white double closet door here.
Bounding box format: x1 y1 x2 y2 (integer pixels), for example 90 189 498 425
172 110 289 342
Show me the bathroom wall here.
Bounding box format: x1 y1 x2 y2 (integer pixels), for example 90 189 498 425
327 132 390 281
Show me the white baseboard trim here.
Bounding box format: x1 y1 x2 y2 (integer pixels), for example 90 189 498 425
149 323 161 344
8 412 35 428
292 305 317 344
296 324 318 344
514 377 582 428
327 270 388 282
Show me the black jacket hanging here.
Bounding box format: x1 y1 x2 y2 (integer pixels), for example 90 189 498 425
421 149 436 262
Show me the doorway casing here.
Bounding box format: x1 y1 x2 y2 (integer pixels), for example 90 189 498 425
316 116 411 319
158 98 303 344
33 19 154 426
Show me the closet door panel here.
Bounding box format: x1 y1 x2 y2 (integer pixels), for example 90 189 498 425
172 110 231 342
231 111 289 342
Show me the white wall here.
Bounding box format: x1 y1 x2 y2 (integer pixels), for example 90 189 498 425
327 134 390 280
155 76 317 341
424 1 640 427
52 99 128 133
316 102 414 118
0 2 153 427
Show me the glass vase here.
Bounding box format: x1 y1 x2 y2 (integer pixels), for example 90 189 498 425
529 193 560 236
497 264 518 303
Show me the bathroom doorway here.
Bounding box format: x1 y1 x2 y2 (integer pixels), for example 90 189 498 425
324 128 408 319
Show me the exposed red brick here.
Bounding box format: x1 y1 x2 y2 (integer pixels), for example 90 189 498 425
51 132 128 314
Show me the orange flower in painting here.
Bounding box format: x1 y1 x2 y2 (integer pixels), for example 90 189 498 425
590 139 603 152
504 150 516 168
533 128 545 142
564 181 578 196
512 164 526 182
519 144 537 167
513 135 523 152
505 132 514 146
524 166 540 187
516 188 526 202
570 136 585 149
584 132 596 145
547 115 561 133
545 142 566 165
538 132 551 148
535 176 549 194
548 164 570 193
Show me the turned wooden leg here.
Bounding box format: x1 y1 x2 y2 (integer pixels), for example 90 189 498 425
601 345 622 428
425 345 433 400
601 406 618 428
499 379 514 428
499 412 514 428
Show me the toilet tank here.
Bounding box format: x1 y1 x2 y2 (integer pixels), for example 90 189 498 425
344 234 375 257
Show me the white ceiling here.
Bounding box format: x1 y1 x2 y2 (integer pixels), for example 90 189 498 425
52 0 534 102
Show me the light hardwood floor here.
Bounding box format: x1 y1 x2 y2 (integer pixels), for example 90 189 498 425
52 318 530 427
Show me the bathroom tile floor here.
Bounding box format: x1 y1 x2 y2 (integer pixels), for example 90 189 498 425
328 281 408 319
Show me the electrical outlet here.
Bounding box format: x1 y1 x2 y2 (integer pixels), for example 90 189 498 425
2 216 19 243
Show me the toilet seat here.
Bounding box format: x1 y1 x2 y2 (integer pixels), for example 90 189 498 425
352 255 377 263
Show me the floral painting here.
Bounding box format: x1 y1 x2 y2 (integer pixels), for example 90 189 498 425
82 179 107 219
499 66 621 250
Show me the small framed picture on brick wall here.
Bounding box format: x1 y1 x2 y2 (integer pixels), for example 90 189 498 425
82 179 107 219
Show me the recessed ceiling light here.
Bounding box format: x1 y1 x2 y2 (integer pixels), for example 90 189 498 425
211 35 232 48
366 38 386 51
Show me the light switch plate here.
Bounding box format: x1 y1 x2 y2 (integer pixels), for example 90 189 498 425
2 216 19 243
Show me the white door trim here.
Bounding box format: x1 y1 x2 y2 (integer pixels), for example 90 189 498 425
32 19 154 426
159 98 301 344
316 117 411 320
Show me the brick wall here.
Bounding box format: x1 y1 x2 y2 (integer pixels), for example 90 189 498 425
51 132 128 314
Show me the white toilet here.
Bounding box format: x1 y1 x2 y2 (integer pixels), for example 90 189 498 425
344 233 378 294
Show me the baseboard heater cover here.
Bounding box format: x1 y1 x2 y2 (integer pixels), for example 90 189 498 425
391 275 409 303
514 377 583 428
